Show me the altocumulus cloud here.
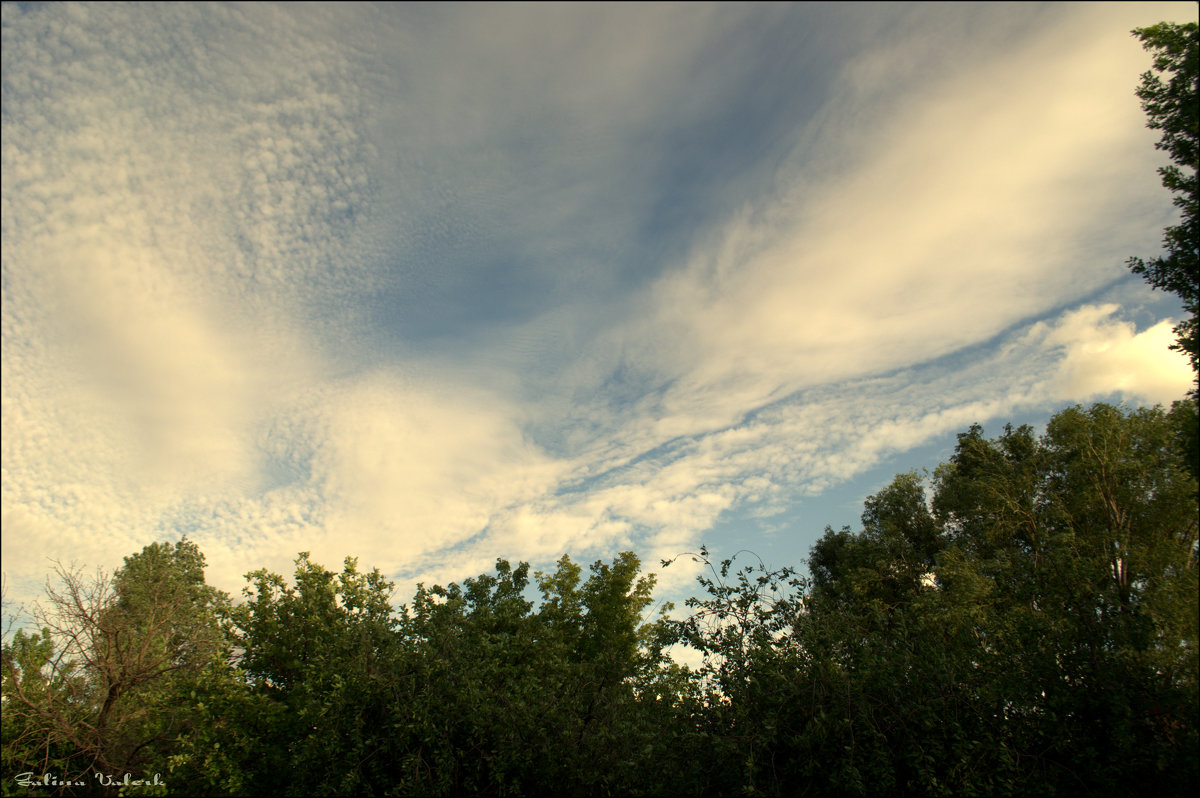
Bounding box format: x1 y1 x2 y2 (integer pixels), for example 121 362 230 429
2 2 1194 611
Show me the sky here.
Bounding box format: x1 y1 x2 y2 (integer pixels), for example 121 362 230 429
2 2 1195 622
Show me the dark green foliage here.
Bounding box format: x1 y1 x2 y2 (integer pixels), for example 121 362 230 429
1 628 92 795
385 552 682 797
1127 22 1199 389
145 551 685 797
671 549 807 796
222 554 403 796
667 403 1196 796
930 404 1198 794
810 470 941 608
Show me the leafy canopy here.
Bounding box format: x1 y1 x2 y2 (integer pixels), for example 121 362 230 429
1128 22 1199 387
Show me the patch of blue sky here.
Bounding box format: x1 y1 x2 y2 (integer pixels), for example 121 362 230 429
354 9 852 349
626 13 846 255
370 254 555 344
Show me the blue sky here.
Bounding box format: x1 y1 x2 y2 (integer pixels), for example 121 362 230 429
2 2 1194 619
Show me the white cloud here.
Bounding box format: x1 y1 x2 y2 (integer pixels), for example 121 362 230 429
1030 305 1192 406
1 2 377 603
622 1 1174 446
316 372 565 566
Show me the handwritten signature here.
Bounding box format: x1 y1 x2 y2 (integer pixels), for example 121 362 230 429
14 772 168 789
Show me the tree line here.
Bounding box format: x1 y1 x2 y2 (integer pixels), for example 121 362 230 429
3 400 1197 796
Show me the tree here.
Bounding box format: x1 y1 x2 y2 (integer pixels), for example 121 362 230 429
667 548 809 796
532 551 675 794
225 553 401 796
2 625 95 794
391 558 546 796
931 403 1198 793
1128 22 1199 388
392 552 681 797
675 403 1198 796
800 473 1018 796
216 550 683 796
1 539 230 795
809 470 941 609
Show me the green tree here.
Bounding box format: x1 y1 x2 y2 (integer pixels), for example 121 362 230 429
219 550 682 796
393 552 681 796
809 470 941 609
931 403 1198 793
226 553 401 796
1 539 230 796
676 403 1198 796
390 558 545 795
2 626 94 795
668 548 807 796
798 473 1016 796
1128 22 1199 388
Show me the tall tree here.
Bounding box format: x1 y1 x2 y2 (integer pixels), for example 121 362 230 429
809 470 942 610
677 403 1198 796
227 553 401 796
931 403 1199 793
1128 22 1199 389
1 539 230 794
393 552 681 797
